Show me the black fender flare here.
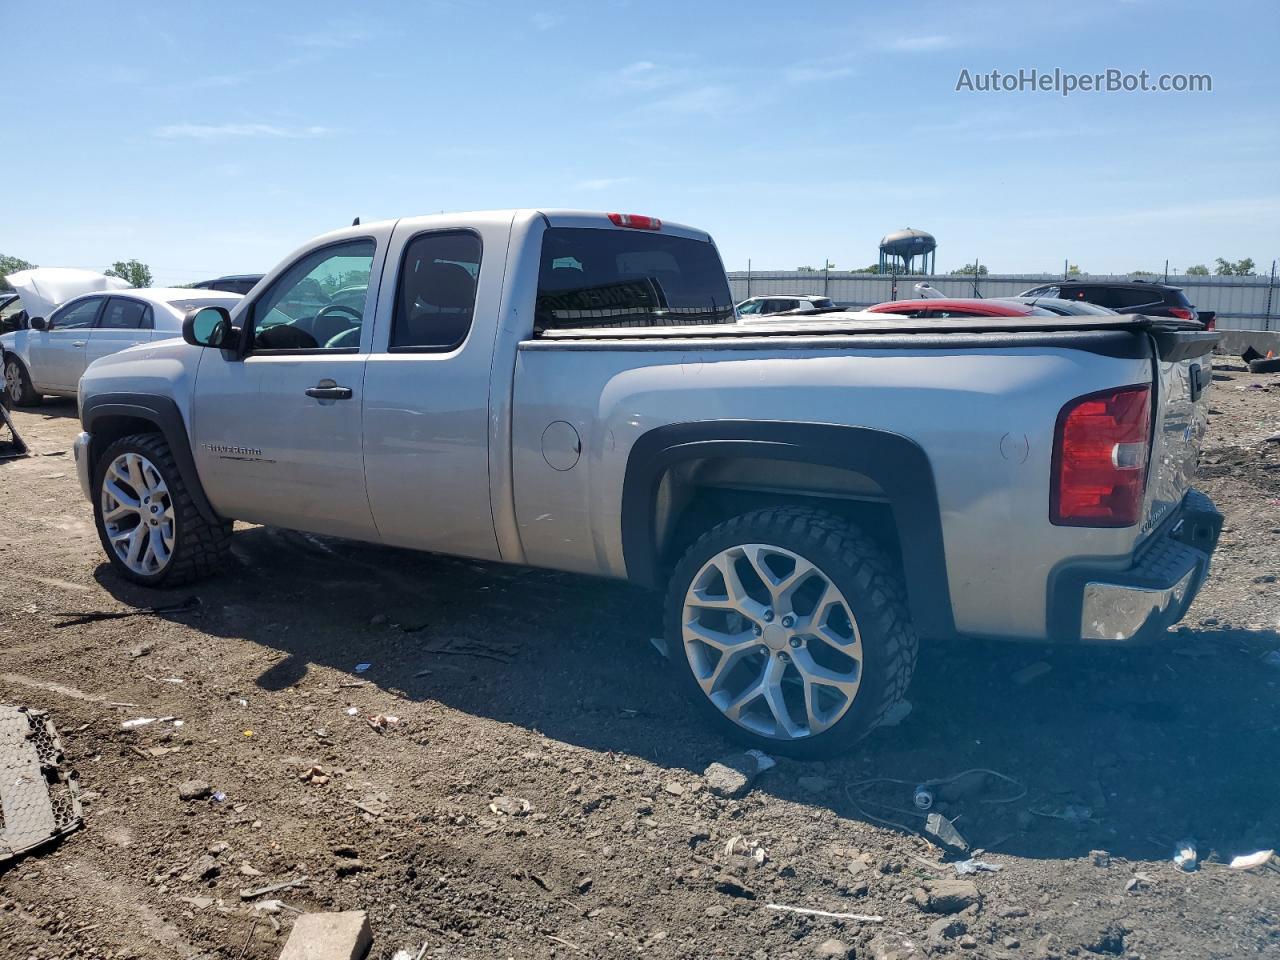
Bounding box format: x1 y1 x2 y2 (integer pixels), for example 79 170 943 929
80 392 221 525
620 420 955 640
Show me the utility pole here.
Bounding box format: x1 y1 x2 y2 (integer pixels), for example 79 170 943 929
1266 259 1277 331
1063 258 1068 281
1164 259 1169 283
746 258 752 297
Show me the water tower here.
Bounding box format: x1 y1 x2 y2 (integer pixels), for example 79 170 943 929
878 228 936 275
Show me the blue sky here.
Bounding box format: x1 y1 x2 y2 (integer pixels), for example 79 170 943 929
4 0 1277 282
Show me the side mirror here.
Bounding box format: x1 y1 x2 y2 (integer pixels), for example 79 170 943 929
183 306 234 349
29 317 46 331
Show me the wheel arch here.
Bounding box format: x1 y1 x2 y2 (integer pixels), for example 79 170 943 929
81 393 221 525
621 420 956 640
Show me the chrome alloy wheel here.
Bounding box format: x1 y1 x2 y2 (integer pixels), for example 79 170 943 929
4 360 22 404
100 452 176 576
681 543 863 740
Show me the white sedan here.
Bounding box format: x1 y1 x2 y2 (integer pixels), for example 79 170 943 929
736 294 837 317
2 287 241 406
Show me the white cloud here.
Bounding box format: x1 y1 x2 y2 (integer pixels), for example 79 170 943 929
785 61 856 84
883 34 958 52
531 11 562 30
574 177 635 191
153 123 335 140
293 24 373 49
646 84 738 116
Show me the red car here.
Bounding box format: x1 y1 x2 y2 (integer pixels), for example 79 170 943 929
865 298 1057 318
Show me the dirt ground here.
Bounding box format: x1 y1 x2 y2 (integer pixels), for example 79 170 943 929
1 363 1277 960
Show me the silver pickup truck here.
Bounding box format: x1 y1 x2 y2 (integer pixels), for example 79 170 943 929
73 209 1222 756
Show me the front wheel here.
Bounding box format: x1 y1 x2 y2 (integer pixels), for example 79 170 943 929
93 433 231 586
664 506 918 758
4 355 40 407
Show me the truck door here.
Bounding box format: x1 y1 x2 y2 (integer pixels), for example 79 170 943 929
359 213 513 560
190 234 388 541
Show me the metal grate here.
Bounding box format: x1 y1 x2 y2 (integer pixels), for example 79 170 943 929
0 707 82 863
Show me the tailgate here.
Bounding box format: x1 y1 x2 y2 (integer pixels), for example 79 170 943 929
1142 329 1217 536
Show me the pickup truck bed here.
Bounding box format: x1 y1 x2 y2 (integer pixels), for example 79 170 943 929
74 209 1221 757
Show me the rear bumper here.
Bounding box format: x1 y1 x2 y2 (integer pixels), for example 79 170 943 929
1049 488 1221 643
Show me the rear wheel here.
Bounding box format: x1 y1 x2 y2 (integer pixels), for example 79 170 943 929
93 433 231 586
4 356 40 407
664 506 918 758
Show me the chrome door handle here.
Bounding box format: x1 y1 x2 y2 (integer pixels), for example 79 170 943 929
305 385 353 400
72 340 86 347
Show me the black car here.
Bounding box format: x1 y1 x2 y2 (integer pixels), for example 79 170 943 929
190 274 264 295
1019 280 1208 327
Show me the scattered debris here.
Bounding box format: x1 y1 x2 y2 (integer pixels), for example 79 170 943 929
345 707 360 716
366 714 399 732
0 404 29 458
177 779 211 801
1030 804 1094 823
278 909 372 960
953 858 1001 875
1090 849 1112 868
912 785 934 810
648 636 669 659
0 706 82 863
354 663 371 673
815 938 853 958
489 795 531 816
1126 872 1157 893
713 874 756 899
300 765 330 786
1229 850 1274 870
704 751 773 798
924 812 969 852
1173 839 1198 873
765 903 884 922
241 876 309 900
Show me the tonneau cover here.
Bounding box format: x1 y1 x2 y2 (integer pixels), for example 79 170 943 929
537 311 1205 340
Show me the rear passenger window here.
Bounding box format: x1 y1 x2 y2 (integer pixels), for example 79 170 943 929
1116 288 1161 309
99 298 151 329
535 227 734 331
390 231 481 351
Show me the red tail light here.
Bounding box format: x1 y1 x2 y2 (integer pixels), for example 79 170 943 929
608 213 662 230
1168 306 1194 321
1051 385 1151 527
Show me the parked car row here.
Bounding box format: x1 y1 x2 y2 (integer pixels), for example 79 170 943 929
1 278 241 406
736 278 1213 328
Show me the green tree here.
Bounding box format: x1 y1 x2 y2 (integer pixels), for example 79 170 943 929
850 264 881 273
1130 270 1156 277
796 265 818 272
104 259 153 287
0 254 37 291
950 263 988 276
1184 264 1209 276
1212 257 1256 276
1067 264 1082 276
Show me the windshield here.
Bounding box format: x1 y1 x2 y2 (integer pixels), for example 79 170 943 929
535 227 734 332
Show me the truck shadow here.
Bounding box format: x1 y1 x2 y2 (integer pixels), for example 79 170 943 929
92 522 1279 866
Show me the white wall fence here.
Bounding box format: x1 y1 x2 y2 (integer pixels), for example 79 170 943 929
727 270 1279 331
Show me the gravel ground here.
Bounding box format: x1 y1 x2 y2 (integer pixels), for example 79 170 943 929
0 365 1277 960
